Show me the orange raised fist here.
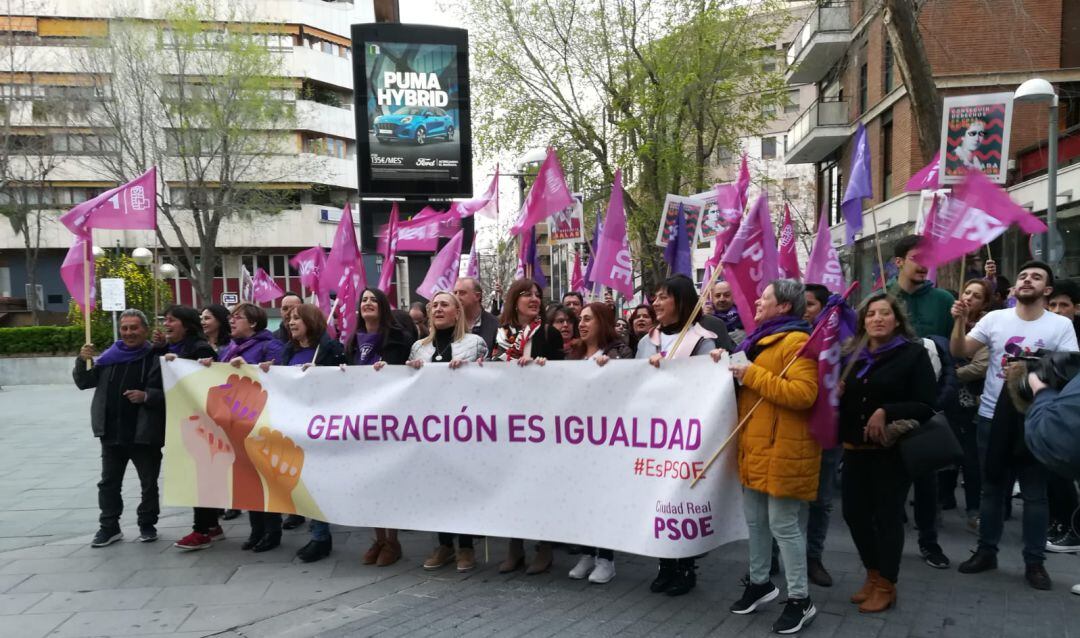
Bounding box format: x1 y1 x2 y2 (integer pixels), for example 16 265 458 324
245 427 305 514
205 374 268 445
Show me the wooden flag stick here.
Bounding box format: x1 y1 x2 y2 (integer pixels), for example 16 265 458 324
83 240 93 370
665 257 725 359
869 207 888 289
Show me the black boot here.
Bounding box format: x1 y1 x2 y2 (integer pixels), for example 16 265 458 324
253 533 281 553
650 559 676 593
241 528 262 551
666 558 697 596
283 515 306 530
296 538 332 563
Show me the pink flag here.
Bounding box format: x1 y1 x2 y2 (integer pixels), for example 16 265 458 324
321 203 367 295
251 268 284 304
290 246 326 296
451 166 500 219
591 169 635 298
570 251 586 294
715 154 750 224
905 152 941 192
509 148 574 236
61 235 96 312
327 266 363 343
804 204 845 293
60 167 157 234
417 229 465 300
802 283 859 448
778 204 801 280
921 171 1048 269
720 193 779 332
380 207 461 253
377 203 400 295
465 233 480 279
920 195 941 283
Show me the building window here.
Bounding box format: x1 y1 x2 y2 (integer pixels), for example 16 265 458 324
783 177 800 199
785 89 800 113
761 136 777 160
858 63 868 114
883 40 894 93
819 160 841 227
882 110 894 200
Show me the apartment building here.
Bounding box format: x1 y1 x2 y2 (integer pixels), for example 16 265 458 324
0 0 375 321
784 0 1080 284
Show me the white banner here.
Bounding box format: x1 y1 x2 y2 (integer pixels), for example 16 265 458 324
162 357 745 558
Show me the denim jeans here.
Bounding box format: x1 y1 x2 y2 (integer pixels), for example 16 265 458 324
310 520 331 541
806 446 842 561
744 487 808 599
975 415 1049 564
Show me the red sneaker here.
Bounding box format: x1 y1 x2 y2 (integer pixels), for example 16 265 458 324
174 531 213 551
208 526 226 541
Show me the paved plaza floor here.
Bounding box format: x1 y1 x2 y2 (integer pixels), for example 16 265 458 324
0 384 1078 637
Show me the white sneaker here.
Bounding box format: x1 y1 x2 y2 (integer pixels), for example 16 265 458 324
1072 583 1080 596
588 557 616 584
568 554 595 579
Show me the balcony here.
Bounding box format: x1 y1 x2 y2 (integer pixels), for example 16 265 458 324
287 45 354 90
785 3 851 85
785 98 849 165
296 99 356 140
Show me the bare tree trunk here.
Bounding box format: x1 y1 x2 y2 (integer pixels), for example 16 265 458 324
884 0 941 163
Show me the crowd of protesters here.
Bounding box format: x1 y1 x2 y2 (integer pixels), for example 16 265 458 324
73 235 1080 635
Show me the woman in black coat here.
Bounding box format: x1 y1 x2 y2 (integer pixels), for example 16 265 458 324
839 292 936 614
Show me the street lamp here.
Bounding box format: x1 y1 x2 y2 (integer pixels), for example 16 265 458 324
131 247 153 266
91 245 105 259
1014 78 1060 271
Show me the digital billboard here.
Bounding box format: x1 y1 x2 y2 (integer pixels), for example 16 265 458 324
352 24 473 198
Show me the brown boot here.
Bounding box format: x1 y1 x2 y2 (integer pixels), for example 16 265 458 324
858 577 896 613
850 569 879 604
362 539 384 565
376 539 402 566
498 539 525 573
526 541 553 575
456 547 476 573
423 545 455 570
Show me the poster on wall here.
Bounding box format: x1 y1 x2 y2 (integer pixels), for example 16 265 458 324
693 188 723 245
654 194 705 248
939 93 1013 185
549 193 584 245
353 24 473 197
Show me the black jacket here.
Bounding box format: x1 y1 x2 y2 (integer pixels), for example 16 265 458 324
471 310 500 352
697 314 737 353
839 340 936 446
153 336 216 362
278 333 348 367
347 324 416 366
73 351 165 447
529 324 566 360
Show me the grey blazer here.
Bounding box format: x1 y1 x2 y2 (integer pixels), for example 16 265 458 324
409 333 489 362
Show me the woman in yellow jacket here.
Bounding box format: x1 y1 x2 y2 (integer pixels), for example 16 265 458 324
719 279 820 635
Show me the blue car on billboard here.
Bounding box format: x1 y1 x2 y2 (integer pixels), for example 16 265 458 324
372 107 455 145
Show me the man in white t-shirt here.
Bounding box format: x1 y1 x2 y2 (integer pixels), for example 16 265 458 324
949 260 1079 590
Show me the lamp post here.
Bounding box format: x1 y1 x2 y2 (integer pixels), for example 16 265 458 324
1014 78 1060 272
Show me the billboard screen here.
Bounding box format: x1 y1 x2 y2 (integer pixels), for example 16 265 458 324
352 24 473 198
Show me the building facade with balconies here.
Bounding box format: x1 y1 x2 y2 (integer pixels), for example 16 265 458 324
783 0 1080 285
0 0 375 322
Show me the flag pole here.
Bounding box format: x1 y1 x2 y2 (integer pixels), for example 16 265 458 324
83 239 93 370
869 207 888 289
665 259 725 359
689 281 859 487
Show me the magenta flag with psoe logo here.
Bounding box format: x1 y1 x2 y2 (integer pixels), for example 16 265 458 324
591 169 635 299
906 152 941 192
716 154 750 225
465 233 480 279
377 203 400 296
451 166 500 219
321 203 367 296
802 284 859 448
380 207 461 253
417 229 464 300
290 246 326 304
510 148 574 236
60 167 157 235
920 170 1047 269
778 204 801 280
920 195 941 283
251 268 285 304
61 235 96 312
570 251 586 294
804 204 846 293
720 193 779 332
327 266 363 343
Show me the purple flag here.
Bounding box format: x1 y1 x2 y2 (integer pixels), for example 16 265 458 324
321 203 367 295
328 266 363 343
920 195 941 283
591 169 634 298
777 204 801 280
510 148 574 236
582 214 601 288
805 204 845 293
514 228 547 289
802 286 859 448
61 235 96 312
465 233 480 279
60 167 157 235
920 171 1047 269
720 193 779 332
417 229 465 300
841 123 872 244
716 155 750 223
906 152 941 192
251 268 284 304
663 204 692 277
377 203 400 295
451 166 500 219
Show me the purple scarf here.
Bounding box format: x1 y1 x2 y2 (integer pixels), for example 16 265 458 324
96 341 152 367
220 330 275 364
713 306 743 332
854 335 911 379
353 332 383 366
736 315 811 354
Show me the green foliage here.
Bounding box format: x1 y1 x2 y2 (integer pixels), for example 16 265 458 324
0 326 84 355
67 253 173 348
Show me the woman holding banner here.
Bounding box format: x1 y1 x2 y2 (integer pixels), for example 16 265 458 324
839 293 935 614
724 280 820 635
565 301 633 584
257 303 346 562
199 304 232 353
490 278 565 575
406 291 488 573
348 287 416 567
629 303 656 352
637 274 717 596
547 304 579 357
